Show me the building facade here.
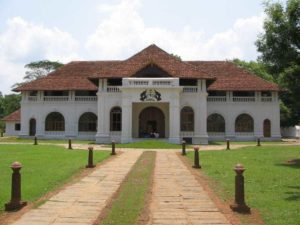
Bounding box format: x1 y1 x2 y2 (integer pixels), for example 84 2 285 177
7 45 281 144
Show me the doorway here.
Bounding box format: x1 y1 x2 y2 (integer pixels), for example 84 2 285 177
263 119 271 137
29 118 36 136
139 107 165 138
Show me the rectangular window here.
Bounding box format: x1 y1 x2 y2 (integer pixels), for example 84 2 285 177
15 123 21 131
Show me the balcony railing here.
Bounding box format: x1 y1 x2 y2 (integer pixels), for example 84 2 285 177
183 87 198 93
107 87 121 93
207 96 227 102
28 96 38 101
44 96 69 101
75 96 97 101
233 97 255 102
261 97 272 102
123 78 179 87
208 132 225 136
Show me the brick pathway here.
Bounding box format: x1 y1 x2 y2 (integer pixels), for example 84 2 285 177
12 151 142 225
148 151 232 225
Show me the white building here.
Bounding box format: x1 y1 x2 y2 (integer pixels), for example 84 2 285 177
5 45 281 144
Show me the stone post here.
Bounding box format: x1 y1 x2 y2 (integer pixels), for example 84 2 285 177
68 139 72 150
86 146 95 168
181 140 186 156
257 138 261 147
0 131 3 137
111 140 116 155
5 162 27 211
34 136 37 145
193 146 201 169
230 164 250 213
226 139 230 150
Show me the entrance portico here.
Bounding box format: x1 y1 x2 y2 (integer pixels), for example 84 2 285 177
95 77 209 144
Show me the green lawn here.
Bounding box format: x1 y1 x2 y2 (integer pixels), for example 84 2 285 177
101 151 156 225
0 144 110 214
106 139 188 149
209 140 285 145
0 136 94 144
186 146 300 225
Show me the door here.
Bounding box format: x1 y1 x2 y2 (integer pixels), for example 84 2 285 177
263 119 271 137
139 107 165 138
29 118 36 136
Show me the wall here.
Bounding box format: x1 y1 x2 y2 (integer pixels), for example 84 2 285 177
5 121 20 136
281 126 300 138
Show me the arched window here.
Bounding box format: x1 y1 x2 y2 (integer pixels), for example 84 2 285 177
45 112 65 131
207 114 225 132
79 112 97 132
235 114 254 132
180 107 194 131
110 107 122 131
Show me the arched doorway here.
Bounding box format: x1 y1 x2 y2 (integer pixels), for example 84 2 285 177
139 107 165 138
29 118 36 136
263 119 271 137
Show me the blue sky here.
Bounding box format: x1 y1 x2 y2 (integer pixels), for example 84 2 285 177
0 0 285 94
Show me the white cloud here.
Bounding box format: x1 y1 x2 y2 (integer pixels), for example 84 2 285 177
0 17 79 94
85 0 264 60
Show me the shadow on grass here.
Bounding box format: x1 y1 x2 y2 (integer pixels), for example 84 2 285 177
285 186 300 201
277 159 300 169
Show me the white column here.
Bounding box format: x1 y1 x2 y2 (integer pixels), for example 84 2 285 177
193 92 208 144
121 101 132 143
95 89 110 143
168 99 180 144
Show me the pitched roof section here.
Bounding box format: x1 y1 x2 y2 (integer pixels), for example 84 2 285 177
89 44 213 79
187 61 280 91
3 109 20 121
13 44 279 92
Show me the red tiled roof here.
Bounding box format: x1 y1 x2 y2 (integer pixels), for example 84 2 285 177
2 109 20 121
14 44 279 92
187 61 279 91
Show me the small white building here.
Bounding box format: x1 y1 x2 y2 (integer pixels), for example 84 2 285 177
7 45 281 144
3 109 21 136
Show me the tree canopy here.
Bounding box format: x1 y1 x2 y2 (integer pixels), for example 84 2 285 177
256 0 300 126
13 60 63 88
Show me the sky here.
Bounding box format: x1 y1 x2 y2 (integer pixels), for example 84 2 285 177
0 0 285 94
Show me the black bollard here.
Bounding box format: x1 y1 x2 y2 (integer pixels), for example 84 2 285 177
230 164 250 213
68 139 72 150
86 146 95 168
193 146 201 169
257 138 261 147
34 136 37 145
226 139 230 150
182 140 186 155
111 140 116 155
5 162 27 211
0 131 3 137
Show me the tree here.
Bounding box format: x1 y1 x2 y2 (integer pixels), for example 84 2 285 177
256 0 300 126
232 59 274 82
13 60 63 88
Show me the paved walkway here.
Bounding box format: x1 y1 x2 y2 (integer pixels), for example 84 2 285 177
12 151 142 225
147 152 232 225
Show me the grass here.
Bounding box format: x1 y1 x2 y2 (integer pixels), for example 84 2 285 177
106 139 189 149
0 144 110 214
209 140 286 145
186 145 300 225
100 151 156 225
0 136 95 144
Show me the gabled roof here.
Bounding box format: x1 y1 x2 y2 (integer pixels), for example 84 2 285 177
187 61 279 91
2 109 20 121
13 44 280 92
89 44 213 79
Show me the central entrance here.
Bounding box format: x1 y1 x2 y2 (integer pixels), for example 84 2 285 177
139 106 165 138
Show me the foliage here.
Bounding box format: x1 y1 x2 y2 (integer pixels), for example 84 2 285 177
231 59 274 82
256 0 300 126
0 94 21 131
13 60 63 88
101 152 155 225
0 144 110 214
187 145 300 225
